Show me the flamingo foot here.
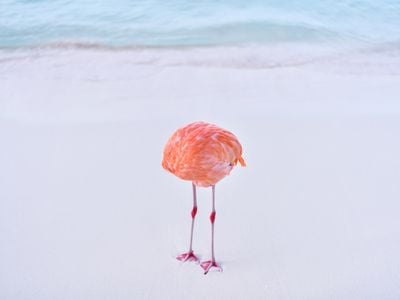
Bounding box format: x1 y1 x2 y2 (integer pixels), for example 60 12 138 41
176 251 199 262
200 260 222 274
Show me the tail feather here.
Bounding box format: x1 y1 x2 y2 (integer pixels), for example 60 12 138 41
238 156 246 167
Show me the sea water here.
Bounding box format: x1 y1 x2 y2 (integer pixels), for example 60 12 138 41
1 0 400 77
1 0 400 122
1 0 400 48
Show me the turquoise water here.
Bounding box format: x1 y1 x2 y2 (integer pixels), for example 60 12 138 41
1 0 400 48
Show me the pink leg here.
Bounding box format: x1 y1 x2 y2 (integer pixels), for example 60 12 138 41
200 185 223 274
177 183 199 262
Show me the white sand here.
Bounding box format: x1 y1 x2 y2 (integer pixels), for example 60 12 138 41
1 46 400 299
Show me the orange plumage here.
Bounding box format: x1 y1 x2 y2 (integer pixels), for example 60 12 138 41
162 121 246 187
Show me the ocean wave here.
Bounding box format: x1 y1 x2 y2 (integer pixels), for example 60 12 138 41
1 0 400 48
0 21 340 50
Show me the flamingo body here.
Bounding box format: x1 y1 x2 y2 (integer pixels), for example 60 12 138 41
162 121 246 187
162 121 245 274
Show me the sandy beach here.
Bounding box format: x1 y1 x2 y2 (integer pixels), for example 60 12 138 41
1 46 400 299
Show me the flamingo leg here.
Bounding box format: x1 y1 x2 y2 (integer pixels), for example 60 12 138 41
176 183 199 262
200 185 223 274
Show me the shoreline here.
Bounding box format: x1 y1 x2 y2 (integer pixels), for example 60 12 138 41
1 44 400 123
1 43 399 76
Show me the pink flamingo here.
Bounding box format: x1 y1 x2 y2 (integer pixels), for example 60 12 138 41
162 121 246 274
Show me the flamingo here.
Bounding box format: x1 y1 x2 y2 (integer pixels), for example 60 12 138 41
162 121 246 274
